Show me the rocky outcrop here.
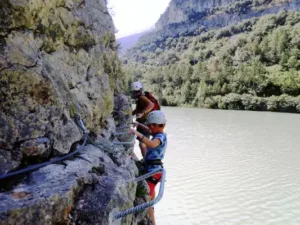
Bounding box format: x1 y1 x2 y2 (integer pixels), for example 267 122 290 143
155 0 236 29
0 94 150 225
0 144 135 225
0 0 122 170
0 0 149 224
149 0 300 40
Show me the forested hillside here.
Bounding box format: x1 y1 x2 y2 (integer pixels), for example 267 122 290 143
122 0 300 113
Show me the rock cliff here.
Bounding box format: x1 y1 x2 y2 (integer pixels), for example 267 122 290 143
155 0 236 29
149 0 300 40
0 0 119 159
0 0 147 224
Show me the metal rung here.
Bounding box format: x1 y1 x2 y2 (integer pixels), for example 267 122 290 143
116 123 133 130
114 168 166 220
114 131 130 135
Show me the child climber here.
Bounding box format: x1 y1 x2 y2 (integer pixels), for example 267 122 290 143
130 110 167 225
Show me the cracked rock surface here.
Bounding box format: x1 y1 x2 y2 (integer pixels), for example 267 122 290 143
0 0 148 224
0 0 122 171
0 95 149 225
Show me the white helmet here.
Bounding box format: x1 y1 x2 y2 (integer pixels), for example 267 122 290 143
131 81 143 91
146 110 167 125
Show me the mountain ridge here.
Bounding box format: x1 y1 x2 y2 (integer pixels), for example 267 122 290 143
122 0 300 113
136 0 300 44
117 31 150 55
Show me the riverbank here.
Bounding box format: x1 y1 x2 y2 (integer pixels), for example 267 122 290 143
162 93 300 113
202 93 300 113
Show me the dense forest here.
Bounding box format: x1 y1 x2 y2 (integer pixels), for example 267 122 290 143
122 7 300 113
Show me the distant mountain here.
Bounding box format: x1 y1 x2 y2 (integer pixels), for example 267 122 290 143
117 31 149 55
134 0 300 43
122 0 300 113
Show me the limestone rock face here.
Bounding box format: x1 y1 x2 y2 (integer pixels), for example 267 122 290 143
156 0 236 29
0 94 150 225
0 144 138 225
20 137 52 159
0 1 149 224
0 0 123 171
0 149 22 174
154 0 300 36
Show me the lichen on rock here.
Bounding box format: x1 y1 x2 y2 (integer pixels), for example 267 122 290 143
0 0 123 165
0 0 149 224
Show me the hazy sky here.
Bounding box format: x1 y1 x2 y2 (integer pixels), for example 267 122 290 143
108 0 171 38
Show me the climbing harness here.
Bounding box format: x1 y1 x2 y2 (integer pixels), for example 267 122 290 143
114 167 166 220
145 159 163 166
146 175 161 185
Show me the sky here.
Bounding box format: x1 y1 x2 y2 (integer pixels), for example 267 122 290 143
108 0 171 39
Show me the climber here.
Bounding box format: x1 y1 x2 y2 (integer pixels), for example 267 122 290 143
131 81 158 158
130 110 167 225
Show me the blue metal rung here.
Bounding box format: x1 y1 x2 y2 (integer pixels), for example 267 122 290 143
114 168 166 219
114 131 130 135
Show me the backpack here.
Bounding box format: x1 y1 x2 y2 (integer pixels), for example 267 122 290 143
145 91 160 111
